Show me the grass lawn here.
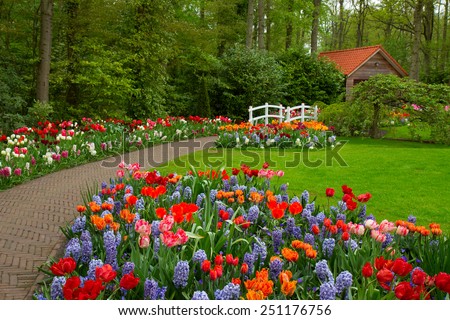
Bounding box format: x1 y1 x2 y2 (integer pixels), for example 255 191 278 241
157 137 450 233
380 125 431 141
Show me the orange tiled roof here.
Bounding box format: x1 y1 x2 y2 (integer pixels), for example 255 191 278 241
318 45 408 76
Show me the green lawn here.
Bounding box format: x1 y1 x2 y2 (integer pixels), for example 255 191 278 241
156 137 450 233
381 125 431 141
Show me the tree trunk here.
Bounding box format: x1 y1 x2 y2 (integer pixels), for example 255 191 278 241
257 0 264 50
285 0 294 50
410 0 424 81
355 0 367 47
441 0 449 73
423 0 434 82
246 0 254 49
311 0 321 53
338 0 344 49
265 0 272 50
66 0 79 106
36 0 53 103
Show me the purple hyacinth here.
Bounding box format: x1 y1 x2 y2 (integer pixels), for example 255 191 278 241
292 226 302 239
290 196 300 204
193 249 207 264
247 205 259 222
286 217 295 234
230 175 238 186
92 195 102 205
151 221 161 238
338 201 347 212
173 261 189 288
209 189 218 203
196 193 205 207
316 212 325 224
214 283 240 300
358 205 367 219
171 191 181 203
336 271 353 295
86 259 103 280
322 238 335 258
336 213 346 222
319 281 337 300
135 198 145 211
192 291 209 300
301 190 309 204
183 186 192 200
64 238 81 262
71 216 86 233
272 229 283 254
281 193 289 203
223 179 230 191
304 233 315 246
382 233 394 249
344 239 359 251
114 201 122 214
101 182 108 189
122 262 135 275
50 276 66 300
243 253 255 274
315 260 334 283
104 230 118 270
80 230 92 264
269 259 284 280
407 215 417 224
153 238 160 257
253 240 267 264
280 183 288 192
144 278 166 300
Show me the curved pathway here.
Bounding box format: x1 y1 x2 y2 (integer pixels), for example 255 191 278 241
0 136 217 299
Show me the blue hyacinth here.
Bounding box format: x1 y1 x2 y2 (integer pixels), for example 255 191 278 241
122 262 135 275
173 261 189 288
193 249 207 264
272 229 283 254
322 238 336 258
253 240 267 264
335 271 353 295
315 260 334 283
192 291 209 300
50 276 66 300
64 238 81 262
214 283 240 300
86 259 103 280
301 190 309 203
269 259 284 280
80 230 92 264
319 281 337 300
144 278 166 300
183 186 192 200
247 205 259 222
71 216 86 233
104 230 118 270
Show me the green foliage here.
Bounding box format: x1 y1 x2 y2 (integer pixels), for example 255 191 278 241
278 49 345 106
319 102 372 136
0 62 27 132
215 45 285 120
25 101 54 126
350 74 450 143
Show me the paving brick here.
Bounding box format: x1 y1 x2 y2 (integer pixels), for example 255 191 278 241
0 137 216 299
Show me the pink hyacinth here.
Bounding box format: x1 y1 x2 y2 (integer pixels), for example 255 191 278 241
61 150 69 158
14 168 22 176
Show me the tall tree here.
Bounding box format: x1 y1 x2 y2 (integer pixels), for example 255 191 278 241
36 0 53 103
246 0 254 48
285 0 294 49
443 0 449 75
410 0 424 81
311 0 321 53
258 0 265 49
423 0 435 82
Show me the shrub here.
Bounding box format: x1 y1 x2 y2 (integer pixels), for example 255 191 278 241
319 102 372 136
215 45 285 121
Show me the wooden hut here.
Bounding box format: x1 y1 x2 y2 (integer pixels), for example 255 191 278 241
318 45 408 98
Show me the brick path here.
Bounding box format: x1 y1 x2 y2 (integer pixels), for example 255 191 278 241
0 136 216 299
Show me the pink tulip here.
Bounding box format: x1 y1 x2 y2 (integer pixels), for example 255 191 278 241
138 235 151 248
371 230 387 243
158 215 174 233
396 225 409 236
135 219 151 236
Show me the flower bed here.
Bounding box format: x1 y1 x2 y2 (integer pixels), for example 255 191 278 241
34 163 450 300
0 116 230 189
216 121 336 149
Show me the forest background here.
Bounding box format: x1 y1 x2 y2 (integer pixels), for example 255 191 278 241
1 0 449 129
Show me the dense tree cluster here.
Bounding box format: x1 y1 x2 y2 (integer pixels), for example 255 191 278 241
0 0 449 130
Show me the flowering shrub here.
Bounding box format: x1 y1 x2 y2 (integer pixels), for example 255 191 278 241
0 116 231 189
216 121 336 149
34 163 449 300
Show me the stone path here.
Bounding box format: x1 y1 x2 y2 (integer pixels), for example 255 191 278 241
0 136 216 299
